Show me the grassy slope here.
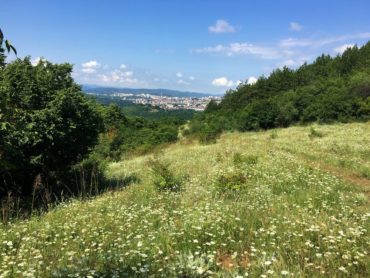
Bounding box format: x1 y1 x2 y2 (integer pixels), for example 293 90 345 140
1 122 369 277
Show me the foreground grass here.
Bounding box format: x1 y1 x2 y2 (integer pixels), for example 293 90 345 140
1 122 369 277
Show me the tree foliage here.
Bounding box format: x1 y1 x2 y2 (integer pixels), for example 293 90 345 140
188 42 370 139
0 57 102 197
0 28 17 67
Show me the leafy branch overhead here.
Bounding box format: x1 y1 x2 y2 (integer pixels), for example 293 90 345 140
0 28 17 56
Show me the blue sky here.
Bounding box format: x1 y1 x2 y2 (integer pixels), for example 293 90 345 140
1 0 370 94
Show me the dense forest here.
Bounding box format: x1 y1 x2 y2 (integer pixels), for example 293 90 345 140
188 42 370 142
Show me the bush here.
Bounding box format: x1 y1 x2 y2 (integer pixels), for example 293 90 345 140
233 153 258 166
150 159 184 192
270 130 278 139
0 57 102 198
214 170 247 193
308 127 324 139
198 129 221 144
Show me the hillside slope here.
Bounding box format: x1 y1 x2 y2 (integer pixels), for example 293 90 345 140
1 122 369 277
189 42 370 139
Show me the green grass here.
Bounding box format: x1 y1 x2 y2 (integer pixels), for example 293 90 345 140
1 122 369 277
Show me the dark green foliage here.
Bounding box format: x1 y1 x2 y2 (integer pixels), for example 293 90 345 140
86 97 191 161
149 159 183 192
187 113 225 144
188 42 370 137
214 171 247 193
0 57 102 199
204 99 219 113
233 153 258 166
197 127 221 144
0 28 17 67
91 114 180 161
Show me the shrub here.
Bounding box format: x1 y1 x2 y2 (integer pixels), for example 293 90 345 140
233 153 258 166
150 159 184 192
214 171 247 193
198 128 221 145
308 127 324 139
270 130 278 139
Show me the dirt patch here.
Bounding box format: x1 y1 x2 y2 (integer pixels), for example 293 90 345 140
216 251 250 271
217 252 235 271
314 162 370 196
288 151 370 196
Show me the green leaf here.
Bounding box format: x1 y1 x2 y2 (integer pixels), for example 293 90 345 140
9 44 17 56
0 28 3 44
5 40 11 52
5 40 17 55
1 121 10 131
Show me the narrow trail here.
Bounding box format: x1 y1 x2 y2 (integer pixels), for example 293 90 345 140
287 150 370 197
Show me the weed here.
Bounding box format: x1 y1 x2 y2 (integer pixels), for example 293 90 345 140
214 171 247 192
270 130 278 139
149 159 184 192
308 127 324 139
233 153 258 166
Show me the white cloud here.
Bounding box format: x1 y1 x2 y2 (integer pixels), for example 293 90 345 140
120 64 127 69
177 79 189 85
247 76 258 85
31 57 46 66
193 43 279 59
98 71 139 84
280 33 370 49
81 60 101 74
123 71 133 77
278 59 297 68
82 68 97 74
290 22 303 31
176 72 183 78
189 76 195 81
209 19 236 33
212 77 235 87
277 58 308 68
279 38 313 48
334 44 355 54
82 60 100 68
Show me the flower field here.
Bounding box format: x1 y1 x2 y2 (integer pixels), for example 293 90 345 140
1 122 369 277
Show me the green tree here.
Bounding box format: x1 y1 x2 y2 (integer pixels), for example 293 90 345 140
0 28 17 67
0 57 102 196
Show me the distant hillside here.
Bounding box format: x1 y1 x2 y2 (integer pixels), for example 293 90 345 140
188 42 370 141
82 85 216 98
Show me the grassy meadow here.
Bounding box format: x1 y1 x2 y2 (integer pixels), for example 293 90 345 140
1 122 369 277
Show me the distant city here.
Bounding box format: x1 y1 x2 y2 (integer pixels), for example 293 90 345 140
85 88 222 111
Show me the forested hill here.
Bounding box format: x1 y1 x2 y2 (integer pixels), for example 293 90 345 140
188 42 370 141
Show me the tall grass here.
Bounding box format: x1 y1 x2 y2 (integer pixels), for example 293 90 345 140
0 122 369 277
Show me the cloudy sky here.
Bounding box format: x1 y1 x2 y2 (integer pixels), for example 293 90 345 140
1 0 370 94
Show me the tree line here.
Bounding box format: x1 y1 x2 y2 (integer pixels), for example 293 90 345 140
187 42 370 142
